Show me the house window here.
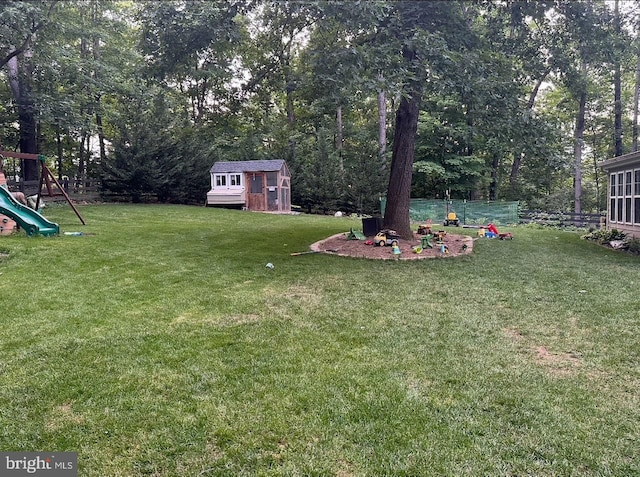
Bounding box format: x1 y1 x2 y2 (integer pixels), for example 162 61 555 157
610 174 616 197
635 170 640 224
610 171 635 224
610 174 618 222
625 171 633 223
618 198 624 222
215 174 227 187
230 174 241 186
617 172 624 196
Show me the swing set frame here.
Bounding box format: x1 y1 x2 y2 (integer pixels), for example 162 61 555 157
0 149 85 225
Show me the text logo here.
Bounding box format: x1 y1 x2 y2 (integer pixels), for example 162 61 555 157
0 452 77 476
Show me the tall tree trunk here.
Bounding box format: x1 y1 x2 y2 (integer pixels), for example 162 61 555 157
574 68 587 214
633 42 640 152
95 112 106 163
614 64 623 156
591 125 602 212
336 104 343 171
613 0 623 157
510 66 552 195
378 72 387 170
7 48 38 181
383 94 421 238
78 132 90 186
56 119 63 180
93 27 107 164
509 153 523 198
383 51 422 240
489 151 500 201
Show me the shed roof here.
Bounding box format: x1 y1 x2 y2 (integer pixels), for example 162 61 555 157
210 160 287 174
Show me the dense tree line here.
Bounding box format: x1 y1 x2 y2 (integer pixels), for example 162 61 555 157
1 1 639 235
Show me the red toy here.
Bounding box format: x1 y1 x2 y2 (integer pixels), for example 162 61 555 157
486 223 514 240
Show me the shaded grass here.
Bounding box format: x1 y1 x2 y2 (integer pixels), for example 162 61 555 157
1 204 639 476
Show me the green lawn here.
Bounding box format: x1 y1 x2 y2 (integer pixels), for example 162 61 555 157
1 204 639 476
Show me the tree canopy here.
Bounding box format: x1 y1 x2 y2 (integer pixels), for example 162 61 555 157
1 0 638 224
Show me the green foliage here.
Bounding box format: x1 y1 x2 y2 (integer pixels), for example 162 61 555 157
292 128 343 213
100 86 210 204
0 0 638 219
581 228 626 243
2 206 640 475
626 237 640 255
581 229 640 256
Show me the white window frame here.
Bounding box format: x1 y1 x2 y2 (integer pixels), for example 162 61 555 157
625 171 633 224
634 169 640 225
230 174 242 187
215 174 227 187
610 174 616 223
616 172 624 223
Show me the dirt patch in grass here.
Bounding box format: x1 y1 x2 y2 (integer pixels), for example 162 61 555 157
310 232 474 260
504 328 583 376
46 402 85 432
534 346 582 375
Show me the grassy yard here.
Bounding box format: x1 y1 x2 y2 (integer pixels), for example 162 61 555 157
0 204 639 476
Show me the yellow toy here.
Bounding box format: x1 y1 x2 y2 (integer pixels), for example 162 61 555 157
443 212 460 226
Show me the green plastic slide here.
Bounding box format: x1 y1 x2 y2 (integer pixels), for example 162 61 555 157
0 186 59 236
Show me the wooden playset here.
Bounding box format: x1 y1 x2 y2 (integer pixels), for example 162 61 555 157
0 148 85 235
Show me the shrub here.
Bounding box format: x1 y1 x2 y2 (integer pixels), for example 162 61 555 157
625 237 640 255
581 228 626 244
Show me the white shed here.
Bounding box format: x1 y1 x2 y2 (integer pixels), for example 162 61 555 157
206 160 291 213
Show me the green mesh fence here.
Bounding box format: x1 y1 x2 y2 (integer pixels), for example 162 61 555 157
379 199 520 226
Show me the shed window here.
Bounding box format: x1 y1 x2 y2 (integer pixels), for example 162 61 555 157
635 170 640 195
267 172 277 187
626 171 632 196
230 174 241 186
215 174 227 187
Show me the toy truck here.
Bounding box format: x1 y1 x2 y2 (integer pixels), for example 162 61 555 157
374 229 400 247
443 212 460 226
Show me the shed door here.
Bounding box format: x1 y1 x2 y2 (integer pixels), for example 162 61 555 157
247 173 266 210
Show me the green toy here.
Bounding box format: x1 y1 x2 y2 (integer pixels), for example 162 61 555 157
421 234 433 249
346 228 366 240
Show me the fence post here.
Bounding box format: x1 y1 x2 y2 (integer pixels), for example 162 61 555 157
463 199 466 225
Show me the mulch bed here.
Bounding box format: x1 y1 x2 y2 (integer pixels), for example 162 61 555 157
309 232 474 260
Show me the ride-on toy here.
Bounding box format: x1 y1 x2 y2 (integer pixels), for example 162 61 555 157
443 212 460 226
374 229 400 247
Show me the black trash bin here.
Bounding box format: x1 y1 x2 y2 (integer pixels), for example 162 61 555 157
362 217 383 237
